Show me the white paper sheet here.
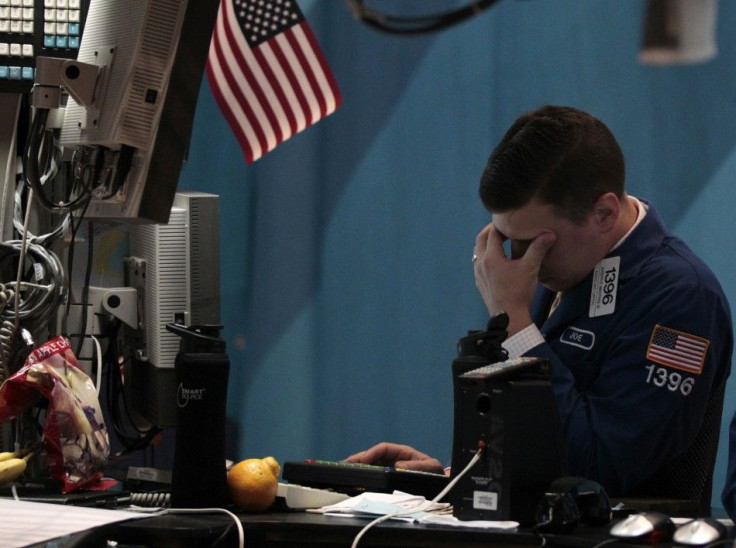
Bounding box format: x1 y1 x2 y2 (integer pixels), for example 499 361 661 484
312 491 519 530
0 498 147 548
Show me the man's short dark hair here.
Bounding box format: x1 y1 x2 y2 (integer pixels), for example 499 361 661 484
479 106 625 223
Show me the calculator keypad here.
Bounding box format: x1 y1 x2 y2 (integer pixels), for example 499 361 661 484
0 0 88 93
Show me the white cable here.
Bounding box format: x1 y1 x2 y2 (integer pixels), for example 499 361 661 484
161 507 244 548
90 335 102 393
588 538 621 548
350 447 484 548
0 96 20 240
0 186 35 376
13 135 70 245
14 187 34 329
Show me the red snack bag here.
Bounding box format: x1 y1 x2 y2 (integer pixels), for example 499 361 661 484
0 336 109 492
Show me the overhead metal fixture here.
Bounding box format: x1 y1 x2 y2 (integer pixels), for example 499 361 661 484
640 0 718 65
345 0 501 34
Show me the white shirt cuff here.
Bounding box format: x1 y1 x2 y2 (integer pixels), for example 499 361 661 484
502 324 545 358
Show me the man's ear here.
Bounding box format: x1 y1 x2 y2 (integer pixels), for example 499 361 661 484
592 192 620 233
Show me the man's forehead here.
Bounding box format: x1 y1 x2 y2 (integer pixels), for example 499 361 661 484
492 202 557 239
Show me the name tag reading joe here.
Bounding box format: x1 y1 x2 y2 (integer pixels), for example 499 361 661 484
589 256 620 318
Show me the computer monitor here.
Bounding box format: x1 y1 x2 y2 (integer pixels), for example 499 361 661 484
27 0 219 223
124 190 221 427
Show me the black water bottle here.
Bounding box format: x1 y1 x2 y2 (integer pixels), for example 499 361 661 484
167 323 230 508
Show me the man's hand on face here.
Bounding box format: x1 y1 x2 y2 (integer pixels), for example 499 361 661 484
474 224 556 336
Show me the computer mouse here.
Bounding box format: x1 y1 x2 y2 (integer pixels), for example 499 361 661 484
609 511 675 543
673 517 728 545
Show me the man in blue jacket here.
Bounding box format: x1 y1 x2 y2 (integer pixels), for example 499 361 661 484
348 106 733 500
722 417 736 519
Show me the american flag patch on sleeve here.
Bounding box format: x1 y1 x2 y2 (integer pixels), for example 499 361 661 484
646 325 709 374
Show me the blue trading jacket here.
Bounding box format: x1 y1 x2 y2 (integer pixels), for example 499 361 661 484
723 414 736 519
524 203 732 497
722 410 736 519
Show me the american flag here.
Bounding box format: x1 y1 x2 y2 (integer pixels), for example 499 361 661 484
206 0 342 164
646 325 709 374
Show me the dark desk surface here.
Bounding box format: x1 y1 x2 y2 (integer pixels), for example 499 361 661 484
103 509 700 548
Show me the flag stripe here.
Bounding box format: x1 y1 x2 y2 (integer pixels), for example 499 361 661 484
206 41 257 163
219 0 276 154
256 44 300 137
268 34 311 133
647 352 702 373
277 31 321 126
284 29 325 123
206 0 341 164
676 339 707 353
207 3 260 162
656 339 706 357
299 23 341 115
649 347 703 368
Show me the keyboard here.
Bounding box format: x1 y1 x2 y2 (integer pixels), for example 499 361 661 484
0 0 90 94
282 460 450 500
459 356 550 382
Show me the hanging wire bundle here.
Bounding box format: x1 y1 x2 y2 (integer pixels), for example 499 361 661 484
345 0 501 34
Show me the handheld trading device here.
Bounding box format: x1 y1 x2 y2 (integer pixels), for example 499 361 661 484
282 460 450 500
450 356 565 525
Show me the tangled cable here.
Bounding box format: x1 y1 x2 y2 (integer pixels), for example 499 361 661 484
0 240 65 377
0 285 16 383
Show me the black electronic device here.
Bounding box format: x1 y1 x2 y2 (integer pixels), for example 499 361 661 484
0 483 130 507
451 312 510 379
535 477 612 533
167 323 230 509
449 356 565 525
281 460 450 500
0 0 90 94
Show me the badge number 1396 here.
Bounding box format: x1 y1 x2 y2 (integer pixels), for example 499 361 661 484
645 364 694 396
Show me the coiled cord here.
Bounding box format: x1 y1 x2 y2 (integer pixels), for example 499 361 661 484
1 241 64 324
0 285 15 382
129 491 171 508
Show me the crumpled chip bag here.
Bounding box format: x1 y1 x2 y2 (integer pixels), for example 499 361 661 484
0 336 109 492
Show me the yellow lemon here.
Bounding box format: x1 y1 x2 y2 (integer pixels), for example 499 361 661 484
228 457 280 512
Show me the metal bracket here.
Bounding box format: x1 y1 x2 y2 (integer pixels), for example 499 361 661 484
33 56 105 109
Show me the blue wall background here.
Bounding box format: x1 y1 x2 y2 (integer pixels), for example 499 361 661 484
176 0 736 509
